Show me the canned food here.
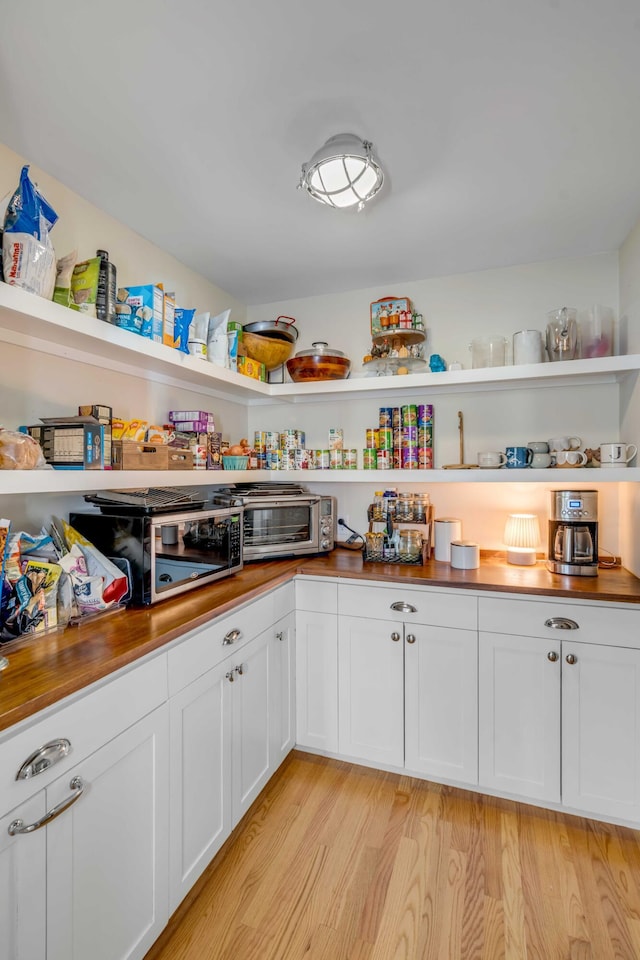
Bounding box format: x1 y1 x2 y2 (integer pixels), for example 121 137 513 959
329 449 343 469
393 448 402 469
418 426 433 447
363 449 378 469
401 447 419 469
365 428 379 449
315 449 330 469
267 449 282 470
417 404 433 426
418 447 434 469
254 431 268 452
392 407 402 429
265 431 280 450
401 404 417 427
378 427 393 450
376 449 391 469
401 425 418 447
343 448 358 469
294 447 308 469
280 429 299 450
379 407 393 428
281 449 297 470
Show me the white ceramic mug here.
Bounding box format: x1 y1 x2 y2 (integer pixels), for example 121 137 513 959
528 441 549 453
599 442 638 468
548 436 581 452
477 451 508 468
556 449 587 467
531 452 552 468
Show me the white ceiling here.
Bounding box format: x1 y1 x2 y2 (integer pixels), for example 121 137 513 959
2 1 640 306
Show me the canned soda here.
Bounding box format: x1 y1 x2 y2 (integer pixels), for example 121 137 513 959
401 404 417 426
379 407 393 428
378 427 393 450
315 449 330 469
363 449 378 469
365 428 379 449
418 447 433 469
343 449 358 469
401 447 418 469
330 449 343 469
376 449 391 469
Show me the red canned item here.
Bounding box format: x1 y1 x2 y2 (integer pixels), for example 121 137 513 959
418 447 434 469
294 448 308 469
329 449 343 469
365 428 379 449
376 449 391 469
401 404 417 426
315 449 330 469
343 449 358 469
393 448 402 469
378 426 393 450
401 447 418 469
401 425 418 447
417 404 433 426
379 407 393 428
363 449 378 469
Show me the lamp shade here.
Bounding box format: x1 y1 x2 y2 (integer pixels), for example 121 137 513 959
504 513 540 565
299 134 384 211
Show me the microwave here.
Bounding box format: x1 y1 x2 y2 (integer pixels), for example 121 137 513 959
69 506 243 605
212 484 336 561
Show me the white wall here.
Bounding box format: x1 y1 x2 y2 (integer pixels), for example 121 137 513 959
619 217 640 576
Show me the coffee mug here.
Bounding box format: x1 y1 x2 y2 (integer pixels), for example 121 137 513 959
556 449 587 467
548 436 581 452
477 451 508 468
528 441 549 454
599 442 638 468
505 446 533 468
531 452 552 468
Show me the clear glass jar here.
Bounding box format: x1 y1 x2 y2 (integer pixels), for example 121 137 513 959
372 491 385 521
398 529 422 562
396 493 414 522
413 493 430 522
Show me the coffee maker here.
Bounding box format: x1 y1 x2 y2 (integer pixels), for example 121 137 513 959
547 490 598 577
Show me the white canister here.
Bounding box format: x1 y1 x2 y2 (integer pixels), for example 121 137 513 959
513 329 543 365
450 540 480 569
434 518 462 562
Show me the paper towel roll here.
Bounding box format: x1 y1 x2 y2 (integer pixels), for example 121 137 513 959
434 518 462 562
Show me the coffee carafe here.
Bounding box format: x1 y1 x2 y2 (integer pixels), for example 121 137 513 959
547 490 598 577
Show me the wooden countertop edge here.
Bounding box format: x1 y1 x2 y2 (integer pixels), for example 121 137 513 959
1 552 638 735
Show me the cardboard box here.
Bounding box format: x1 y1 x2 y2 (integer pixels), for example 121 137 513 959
78 404 112 469
115 284 164 341
237 356 266 381
30 423 106 469
163 292 176 347
111 420 148 442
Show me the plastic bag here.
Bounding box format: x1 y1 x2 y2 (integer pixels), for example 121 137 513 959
0 427 48 470
206 309 231 367
3 165 58 299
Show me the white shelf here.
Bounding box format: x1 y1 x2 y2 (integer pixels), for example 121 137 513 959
1 282 639 405
1 467 638 496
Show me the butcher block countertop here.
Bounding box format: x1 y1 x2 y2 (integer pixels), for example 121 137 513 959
1 550 639 735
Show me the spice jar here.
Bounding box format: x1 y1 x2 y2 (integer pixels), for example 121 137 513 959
396 493 414 522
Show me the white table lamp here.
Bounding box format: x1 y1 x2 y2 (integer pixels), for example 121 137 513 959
504 513 540 565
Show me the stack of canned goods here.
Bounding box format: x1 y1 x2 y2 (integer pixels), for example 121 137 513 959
253 429 359 470
364 405 434 469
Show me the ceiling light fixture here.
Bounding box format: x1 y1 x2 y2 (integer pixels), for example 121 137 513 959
298 133 384 212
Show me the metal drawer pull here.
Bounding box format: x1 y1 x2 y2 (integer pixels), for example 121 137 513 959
275 631 284 642
16 738 71 781
566 653 578 665
406 634 416 644
223 628 242 645
391 631 401 642
226 670 235 683
8 777 84 836
235 663 244 677
544 617 579 631
390 602 417 613
547 651 559 662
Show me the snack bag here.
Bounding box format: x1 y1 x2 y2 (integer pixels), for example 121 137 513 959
53 250 78 307
70 257 101 316
2 165 58 299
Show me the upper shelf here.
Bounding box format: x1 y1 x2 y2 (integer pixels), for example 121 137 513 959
1 282 640 405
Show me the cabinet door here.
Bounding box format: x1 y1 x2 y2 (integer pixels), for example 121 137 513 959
46 705 169 960
169 660 232 912
405 625 478 784
295 610 338 753
479 632 561 803
562 642 640 822
231 628 272 826
270 611 296 768
338 617 404 767
0 793 47 960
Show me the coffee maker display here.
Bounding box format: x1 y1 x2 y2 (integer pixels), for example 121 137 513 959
547 490 598 577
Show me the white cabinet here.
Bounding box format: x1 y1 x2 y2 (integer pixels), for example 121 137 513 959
0 794 47 960
230 626 272 825
338 616 404 766
295 579 338 753
478 631 561 802
270 611 296 767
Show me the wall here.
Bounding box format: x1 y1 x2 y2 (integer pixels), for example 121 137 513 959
248 255 625 557
619 216 640 576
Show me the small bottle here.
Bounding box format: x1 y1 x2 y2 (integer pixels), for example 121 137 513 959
96 249 117 324
383 488 397 521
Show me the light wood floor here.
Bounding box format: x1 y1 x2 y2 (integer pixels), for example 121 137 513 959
145 751 640 960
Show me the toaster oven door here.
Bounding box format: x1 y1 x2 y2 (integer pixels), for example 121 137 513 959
242 499 318 558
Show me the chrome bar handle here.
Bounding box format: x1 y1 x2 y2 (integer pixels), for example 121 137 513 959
544 617 579 630
8 777 84 835
390 602 417 614
16 738 71 781
223 628 242 645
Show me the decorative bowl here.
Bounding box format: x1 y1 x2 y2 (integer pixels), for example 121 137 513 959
241 332 294 371
222 455 249 470
286 342 351 382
